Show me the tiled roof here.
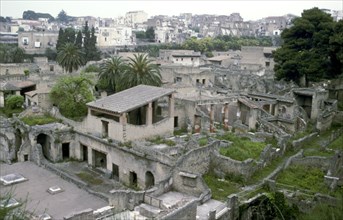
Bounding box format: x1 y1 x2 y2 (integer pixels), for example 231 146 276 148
87 85 175 114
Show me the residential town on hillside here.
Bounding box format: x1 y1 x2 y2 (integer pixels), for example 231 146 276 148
0 7 343 220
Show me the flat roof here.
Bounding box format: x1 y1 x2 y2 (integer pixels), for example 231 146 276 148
87 85 175 114
207 55 231 62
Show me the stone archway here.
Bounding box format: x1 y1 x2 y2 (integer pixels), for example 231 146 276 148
145 171 155 189
36 133 51 161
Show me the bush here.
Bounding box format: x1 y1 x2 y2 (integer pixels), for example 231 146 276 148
5 95 24 110
198 137 208 146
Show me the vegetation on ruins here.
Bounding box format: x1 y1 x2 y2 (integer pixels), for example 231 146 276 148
49 74 94 119
274 7 343 86
116 54 162 92
21 114 61 126
218 133 266 161
0 95 24 117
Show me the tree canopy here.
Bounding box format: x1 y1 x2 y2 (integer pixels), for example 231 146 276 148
50 74 94 119
0 44 25 63
57 43 85 73
118 54 162 91
274 8 343 86
98 54 162 93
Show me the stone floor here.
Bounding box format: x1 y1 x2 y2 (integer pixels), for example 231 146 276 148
0 161 108 219
196 199 225 220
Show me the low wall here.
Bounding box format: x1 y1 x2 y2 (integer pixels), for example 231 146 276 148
292 132 317 150
108 190 144 213
160 200 198 220
175 141 218 175
211 150 259 178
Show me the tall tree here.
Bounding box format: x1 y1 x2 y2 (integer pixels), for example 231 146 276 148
98 56 126 93
274 8 341 86
57 43 85 73
64 27 76 44
117 54 162 91
56 28 65 51
83 21 91 60
50 75 94 119
75 30 83 49
57 10 68 23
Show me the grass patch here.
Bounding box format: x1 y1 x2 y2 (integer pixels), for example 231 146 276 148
218 133 266 161
297 203 343 220
276 165 332 195
76 172 103 185
198 137 208 146
20 114 61 126
203 172 241 201
173 127 187 136
303 148 335 157
328 134 343 150
0 107 24 117
148 136 176 146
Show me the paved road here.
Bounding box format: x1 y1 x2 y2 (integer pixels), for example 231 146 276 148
0 161 108 219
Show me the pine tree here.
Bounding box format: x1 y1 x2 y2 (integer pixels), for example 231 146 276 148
75 30 83 49
56 28 65 51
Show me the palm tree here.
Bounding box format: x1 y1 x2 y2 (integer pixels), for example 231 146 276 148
98 56 125 93
57 43 85 73
118 54 162 91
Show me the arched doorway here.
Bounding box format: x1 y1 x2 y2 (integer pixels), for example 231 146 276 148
37 133 51 161
145 171 155 189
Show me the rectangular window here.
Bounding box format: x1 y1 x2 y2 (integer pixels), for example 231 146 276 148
265 62 270 67
202 79 206 84
196 79 200 83
50 65 54 71
176 77 182 82
191 58 194 61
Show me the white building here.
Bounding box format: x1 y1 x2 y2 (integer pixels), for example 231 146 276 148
125 11 148 27
96 26 133 47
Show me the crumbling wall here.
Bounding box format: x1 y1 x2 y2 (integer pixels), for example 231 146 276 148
108 190 144 213
160 200 198 220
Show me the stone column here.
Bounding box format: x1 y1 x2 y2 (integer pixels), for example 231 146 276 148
120 113 127 125
168 94 175 118
223 103 229 130
209 104 215 133
146 102 153 125
87 147 94 167
269 104 273 114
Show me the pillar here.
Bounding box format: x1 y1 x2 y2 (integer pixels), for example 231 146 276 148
168 94 174 118
88 147 94 167
223 103 229 130
146 102 153 125
120 113 127 125
209 104 215 133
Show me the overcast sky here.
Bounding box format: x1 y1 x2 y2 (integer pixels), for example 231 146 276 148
1 0 342 21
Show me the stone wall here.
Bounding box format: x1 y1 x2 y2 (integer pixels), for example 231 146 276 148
176 141 218 175
160 200 198 220
108 190 144 213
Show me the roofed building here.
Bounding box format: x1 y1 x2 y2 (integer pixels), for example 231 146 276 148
85 85 175 142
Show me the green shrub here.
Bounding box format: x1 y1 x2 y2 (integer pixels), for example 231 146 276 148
5 95 24 110
198 137 208 146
